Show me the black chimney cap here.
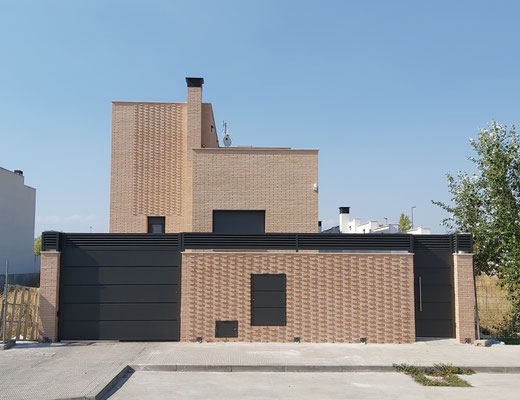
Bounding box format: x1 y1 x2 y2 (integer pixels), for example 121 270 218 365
14 170 23 176
186 77 204 87
339 207 350 214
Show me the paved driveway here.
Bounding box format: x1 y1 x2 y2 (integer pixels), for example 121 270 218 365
1 340 519 399
109 371 520 400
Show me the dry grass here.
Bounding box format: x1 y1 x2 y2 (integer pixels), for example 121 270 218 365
0 285 39 341
476 274 513 335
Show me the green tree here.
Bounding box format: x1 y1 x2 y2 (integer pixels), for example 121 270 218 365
34 235 41 256
433 122 520 335
398 213 412 232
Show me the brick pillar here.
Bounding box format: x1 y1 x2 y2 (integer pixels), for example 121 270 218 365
39 251 61 342
453 253 476 343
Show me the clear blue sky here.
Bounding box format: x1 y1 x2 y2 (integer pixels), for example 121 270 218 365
1 1 519 235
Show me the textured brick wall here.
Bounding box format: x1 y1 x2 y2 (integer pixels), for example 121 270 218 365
192 148 319 233
201 103 219 148
181 252 415 343
109 86 319 234
39 251 60 342
109 102 189 233
454 253 476 343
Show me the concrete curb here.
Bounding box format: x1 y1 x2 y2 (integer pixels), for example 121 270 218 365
90 365 134 400
129 364 520 373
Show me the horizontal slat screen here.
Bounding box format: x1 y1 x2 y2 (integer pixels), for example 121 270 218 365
43 231 472 252
183 233 297 249
64 234 179 248
455 234 473 253
297 234 411 250
42 231 60 251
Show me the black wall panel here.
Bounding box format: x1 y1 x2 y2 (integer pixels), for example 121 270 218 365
251 274 286 326
413 236 455 338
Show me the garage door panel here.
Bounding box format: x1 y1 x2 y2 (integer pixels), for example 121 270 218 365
62 248 179 267
414 268 453 285
61 267 179 285
60 303 179 321
61 285 179 304
415 302 454 319
59 321 179 341
415 319 454 337
416 285 453 303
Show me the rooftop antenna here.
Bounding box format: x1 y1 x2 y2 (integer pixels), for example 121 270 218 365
222 121 232 147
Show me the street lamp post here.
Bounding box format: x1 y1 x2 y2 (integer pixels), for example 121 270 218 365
411 206 416 229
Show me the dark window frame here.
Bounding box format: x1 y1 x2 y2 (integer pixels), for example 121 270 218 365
212 210 266 234
251 273 287 326
147 216 165 234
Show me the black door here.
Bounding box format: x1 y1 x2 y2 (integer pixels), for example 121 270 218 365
413 236 455 338
58 234 180 341
213 210 266 234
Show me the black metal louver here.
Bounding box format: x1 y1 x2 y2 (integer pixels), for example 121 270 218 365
455 234 473 253
43 231 472 253
182 233 297 250
63 234 180 248
42 231 60 251
297 233 411 251
413 235 453 251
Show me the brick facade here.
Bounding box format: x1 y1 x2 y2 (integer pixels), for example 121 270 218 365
180 252 416 343
192 148 318 233
38 251 61 342
453 253 476 343
109 79 318 234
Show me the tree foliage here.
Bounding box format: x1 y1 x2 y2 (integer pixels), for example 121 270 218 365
34 236 41 256
433 122 520 334
398 213 412 232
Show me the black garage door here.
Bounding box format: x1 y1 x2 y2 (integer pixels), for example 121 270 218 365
58 234 180 341
413 236 455 338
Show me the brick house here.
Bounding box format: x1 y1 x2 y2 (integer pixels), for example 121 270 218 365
38 78 476 345
110 77 318 234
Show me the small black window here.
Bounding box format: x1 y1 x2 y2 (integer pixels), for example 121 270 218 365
148 216 165 233
251 274 286 326
213 210 265 234
215 321 238 338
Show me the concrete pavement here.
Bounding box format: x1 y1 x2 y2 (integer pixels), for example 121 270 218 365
0 340 519 399
109 371 520 400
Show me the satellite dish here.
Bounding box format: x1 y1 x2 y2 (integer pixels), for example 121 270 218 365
222 121 232 147
223 133 232 147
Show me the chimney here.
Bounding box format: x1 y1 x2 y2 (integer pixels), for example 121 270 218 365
14 170 23 176
339 207 350 233
186 77 204 154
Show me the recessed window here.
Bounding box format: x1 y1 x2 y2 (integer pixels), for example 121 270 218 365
213 210 265 234
251 274 286 326
147 216 165 233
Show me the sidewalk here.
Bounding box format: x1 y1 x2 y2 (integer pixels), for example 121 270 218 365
0 340 519 399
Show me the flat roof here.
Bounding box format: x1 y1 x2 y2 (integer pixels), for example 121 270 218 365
194 147 318 152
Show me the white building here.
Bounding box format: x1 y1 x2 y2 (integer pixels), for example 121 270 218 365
0 167 38 285
323 207 431 235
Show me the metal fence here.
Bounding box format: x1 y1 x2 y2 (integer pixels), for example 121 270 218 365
42 231 473 253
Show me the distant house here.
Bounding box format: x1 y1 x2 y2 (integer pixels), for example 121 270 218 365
322 207 431 234
0 167 38 285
